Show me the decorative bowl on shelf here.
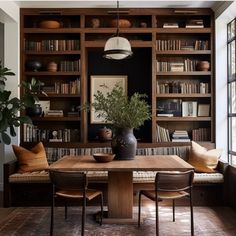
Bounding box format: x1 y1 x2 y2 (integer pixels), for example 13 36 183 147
93 153 115 163
39 20 60 29
25 60 42 72
97 127 112 142
110 19 131 28
47 61 58 72
197 61 210 71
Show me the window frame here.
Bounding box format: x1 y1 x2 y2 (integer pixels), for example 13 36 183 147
227 18 236 166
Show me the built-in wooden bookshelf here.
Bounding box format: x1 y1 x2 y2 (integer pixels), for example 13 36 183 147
20 8 214 148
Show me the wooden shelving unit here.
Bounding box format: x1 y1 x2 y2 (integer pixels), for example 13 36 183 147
20 7 215 148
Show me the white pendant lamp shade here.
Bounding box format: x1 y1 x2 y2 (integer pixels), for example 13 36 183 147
103 36 133 60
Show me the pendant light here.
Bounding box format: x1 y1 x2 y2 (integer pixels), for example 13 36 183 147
103 1 133 60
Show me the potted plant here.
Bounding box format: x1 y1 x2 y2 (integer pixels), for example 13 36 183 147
0 62 33 144
92 84 151 160
21 77 47 117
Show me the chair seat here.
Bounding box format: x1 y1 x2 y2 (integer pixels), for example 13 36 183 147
56 189 102 200
141 189 189 201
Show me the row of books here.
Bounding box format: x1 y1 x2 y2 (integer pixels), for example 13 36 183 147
24 39 80 52
156 59 199 72
42 79 80 95
192 128 211 141
23 124 80 143
59 60 80 72
156 126 210 143
156 81 209 94
156 39 209 51
156 125 171 142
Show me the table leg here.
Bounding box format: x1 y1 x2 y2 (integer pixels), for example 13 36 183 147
103 171 134 224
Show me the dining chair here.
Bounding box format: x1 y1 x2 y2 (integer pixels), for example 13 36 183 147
138 170 194 236
49 170 103 236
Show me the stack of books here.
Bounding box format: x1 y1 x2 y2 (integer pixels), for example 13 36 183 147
67 111 80 117
45 110 64 117
172 130 191 142
163 22 179 28
186 19 204 28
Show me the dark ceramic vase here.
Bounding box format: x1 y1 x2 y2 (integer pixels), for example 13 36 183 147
111 128 137 160
26 104 42 117
26 60 42 72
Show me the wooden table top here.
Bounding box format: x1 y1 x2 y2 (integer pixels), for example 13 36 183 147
49 155 194 171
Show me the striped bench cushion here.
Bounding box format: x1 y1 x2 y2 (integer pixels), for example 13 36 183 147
9 170 224 184
9 171 50 183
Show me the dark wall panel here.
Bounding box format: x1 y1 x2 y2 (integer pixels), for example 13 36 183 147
87 48 152 142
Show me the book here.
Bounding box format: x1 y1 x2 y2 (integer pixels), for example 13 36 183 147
186 25 204 28
67 111 80 117
182 101 197 117
157 99 182 117
186 19 204 28
172 139 191 142
163 23 179 28
157 114 174 117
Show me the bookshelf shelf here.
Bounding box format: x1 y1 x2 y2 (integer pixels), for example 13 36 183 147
156 50 211 55
31 117 81 121
25 51 81 55
156 117 211 122
156 93 211 98
156 72 211 76
24 72 80 76
156 28 212 34
23 28 82 33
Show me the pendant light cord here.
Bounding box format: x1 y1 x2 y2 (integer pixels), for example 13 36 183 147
116 0 120 36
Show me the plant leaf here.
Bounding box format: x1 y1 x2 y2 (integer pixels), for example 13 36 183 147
1 132 11 145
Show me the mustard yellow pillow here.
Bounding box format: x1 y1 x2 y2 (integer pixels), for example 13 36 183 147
12 142 49 173
188 141 222 173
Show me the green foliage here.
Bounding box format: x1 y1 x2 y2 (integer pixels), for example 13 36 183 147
92 85 151 130
0 62 33 144
21 77 47 107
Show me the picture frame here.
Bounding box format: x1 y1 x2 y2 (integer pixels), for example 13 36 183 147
198 104 210 117
90 75 128 124
182 101 197 117
36 100 50 115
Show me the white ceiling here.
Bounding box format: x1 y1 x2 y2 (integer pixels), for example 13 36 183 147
14 0 222 9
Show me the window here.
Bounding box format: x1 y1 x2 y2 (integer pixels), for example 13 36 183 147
227 19 236 166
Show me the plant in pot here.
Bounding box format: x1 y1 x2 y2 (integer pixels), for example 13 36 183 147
92 85 151 160
0 62 33 144
21 77 47 117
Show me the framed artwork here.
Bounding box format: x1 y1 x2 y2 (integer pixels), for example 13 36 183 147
198 104 210 117
36 100 50 115
90 75 128 124
182 101 197 117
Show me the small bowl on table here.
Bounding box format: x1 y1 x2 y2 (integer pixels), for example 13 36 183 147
93 153 115 163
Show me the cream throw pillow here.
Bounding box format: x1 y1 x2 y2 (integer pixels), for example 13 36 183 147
188 141 222 173
12 142 49 173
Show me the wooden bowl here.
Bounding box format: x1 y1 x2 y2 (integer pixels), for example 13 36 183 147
93 153 115 163
110 19 131 28
39 20 60 29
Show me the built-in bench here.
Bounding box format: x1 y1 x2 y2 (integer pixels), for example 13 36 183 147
3 145 228 207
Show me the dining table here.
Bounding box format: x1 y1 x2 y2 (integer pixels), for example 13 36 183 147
49 155 194 224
